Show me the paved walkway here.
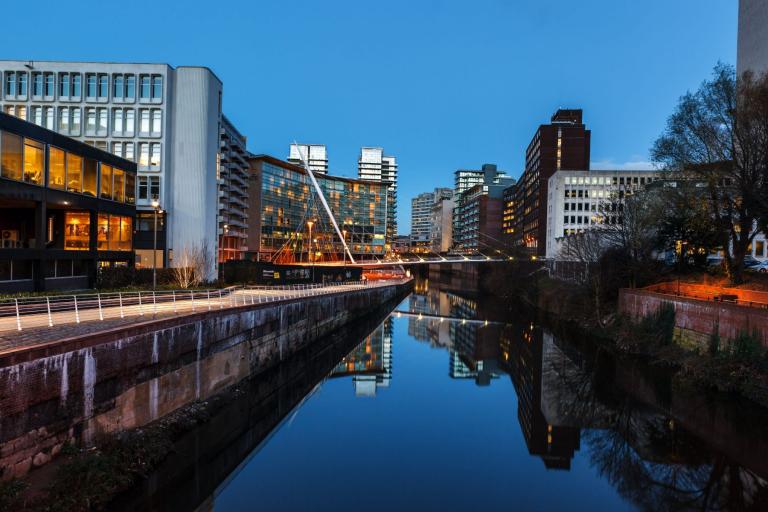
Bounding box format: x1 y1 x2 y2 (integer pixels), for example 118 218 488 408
0 282 398 354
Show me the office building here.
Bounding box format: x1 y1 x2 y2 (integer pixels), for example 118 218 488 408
737 0 768 76
454 165 511 196
544 169 661 259
217 116 249 263
453 166 515 253
0 60 222 279
410 191 434 253
502 184 516 243
0 112 136 292
511 109 591 256
430 188 455 253
358 147 397 243
287 143 328 174
247 155 388 263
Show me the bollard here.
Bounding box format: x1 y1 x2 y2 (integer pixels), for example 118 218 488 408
46 297 53 327
14 299 21 331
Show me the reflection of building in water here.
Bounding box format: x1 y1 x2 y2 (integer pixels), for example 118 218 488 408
407 293 430 342
500 323 581 470
331 319 393 397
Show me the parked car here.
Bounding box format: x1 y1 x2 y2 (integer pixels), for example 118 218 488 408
744 255 761 268
748 260 768 273
707 255 723 267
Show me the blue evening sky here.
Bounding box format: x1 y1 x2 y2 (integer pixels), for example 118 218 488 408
1 0 737 233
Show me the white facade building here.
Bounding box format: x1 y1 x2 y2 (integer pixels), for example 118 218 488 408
430 189 455 253
410 191 434 248
545 169 661 259
358 147 398 242
288 143 328 174
0 60 222 279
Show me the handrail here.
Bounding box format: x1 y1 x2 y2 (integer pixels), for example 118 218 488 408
0 278 411 332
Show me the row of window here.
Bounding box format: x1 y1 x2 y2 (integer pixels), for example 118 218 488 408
4 71 163 103
563 215 622 226
563 175 656 186
0 130 135 204
3 104 163 139
63 212 132 251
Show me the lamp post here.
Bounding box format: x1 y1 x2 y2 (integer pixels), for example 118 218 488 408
307 221 314 281
151 199 160 290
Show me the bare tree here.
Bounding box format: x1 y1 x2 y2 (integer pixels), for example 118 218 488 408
652 63 768 284
172 243 213 289
558 228 610 324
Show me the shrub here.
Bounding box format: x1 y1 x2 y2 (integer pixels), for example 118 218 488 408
729 329 763 360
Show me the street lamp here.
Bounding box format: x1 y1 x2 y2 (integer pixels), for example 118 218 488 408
307 221 314 280
151 199 161 290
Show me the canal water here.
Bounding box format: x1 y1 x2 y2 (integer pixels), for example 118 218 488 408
119 274 768 512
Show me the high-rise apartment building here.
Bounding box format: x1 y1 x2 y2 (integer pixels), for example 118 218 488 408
0 60 222 279
511 109 591 256
218 116 249 263
454 165 511 196
737 0 768 76
410 191 435 252
358 147 397 242
430 188 455 254
288 143 328 174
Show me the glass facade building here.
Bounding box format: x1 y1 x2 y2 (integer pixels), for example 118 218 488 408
0 112 136 292
248 155 388 263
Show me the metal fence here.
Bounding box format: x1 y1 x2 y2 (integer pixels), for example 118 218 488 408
0 279 409 333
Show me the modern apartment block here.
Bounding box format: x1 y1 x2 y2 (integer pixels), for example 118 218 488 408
454 165 512 196
288 143 328 174
0 112 136 292
410 191 435 253
247 155 388 263
358 147 397 243
218 116 249 263
510 109 591 256
430 188 455 254
0 60 222 279
737 0 768 76
453 167 515 254
544 169 661 259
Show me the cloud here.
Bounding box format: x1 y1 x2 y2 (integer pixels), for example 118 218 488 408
590 159 659 171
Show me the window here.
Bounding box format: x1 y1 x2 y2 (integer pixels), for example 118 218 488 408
71 108 81 135
97 215 132 251
151 109 162 136
23 139 44 185
98 74 108 99
151 75 162 100
67 153 83 193
139 142 150 169
101 165 112 199
97 108 108 136
58 107 70 133
31 106 43 126
72 74 81 98
44 107 54 130
1 131 23 181
125 173 135 204
112 108 134 136
44 73 55 97
83 159 97 196
139 75 151 100
64 212 90 251
86 73 97 98
139 109 150 135
756 240 765 258
5 72 16 97
138 175 160 201
113 168 125 202
112 142 135 162
126 75 136 100
113 75 124 100
150 143 161 168
32 72 43 97
48 147 66 189
85 108 97 135
59 73 70 98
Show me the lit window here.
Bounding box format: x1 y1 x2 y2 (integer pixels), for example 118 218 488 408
64 212 90 251
1 131 23 181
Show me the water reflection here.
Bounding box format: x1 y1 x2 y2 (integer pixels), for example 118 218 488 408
330 318 393 397
401 276 768 511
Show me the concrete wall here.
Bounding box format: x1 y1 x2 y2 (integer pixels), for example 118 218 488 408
619 286 768 348
0 281 410 479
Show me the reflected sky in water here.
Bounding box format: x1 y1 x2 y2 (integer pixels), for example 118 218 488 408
215 288 634 511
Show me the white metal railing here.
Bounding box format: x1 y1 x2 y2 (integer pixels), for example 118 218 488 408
0 278 411 333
